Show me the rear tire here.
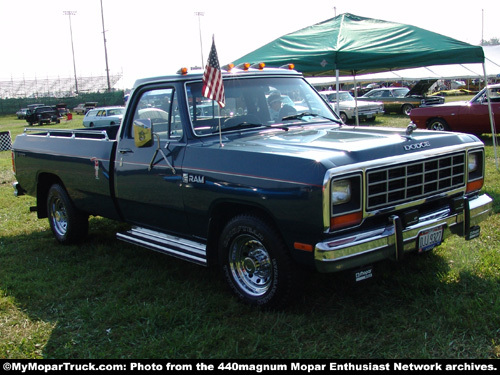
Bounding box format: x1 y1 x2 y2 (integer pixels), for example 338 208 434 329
47 184 89 244
218 214 302 308
402 104 414 116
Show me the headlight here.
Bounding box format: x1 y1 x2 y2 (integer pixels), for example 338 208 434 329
466 150 484 192
332 179 351 205
330 175 362 230
468 153 478 173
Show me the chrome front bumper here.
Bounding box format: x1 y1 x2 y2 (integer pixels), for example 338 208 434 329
315 194 493 273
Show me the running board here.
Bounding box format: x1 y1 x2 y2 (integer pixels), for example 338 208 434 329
116 226 207 266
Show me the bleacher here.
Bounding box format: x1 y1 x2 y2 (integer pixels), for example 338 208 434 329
0 74 122 99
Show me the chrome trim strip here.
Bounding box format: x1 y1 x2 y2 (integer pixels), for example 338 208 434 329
117 226 207 265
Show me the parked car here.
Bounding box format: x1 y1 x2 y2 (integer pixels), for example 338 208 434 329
83 106 125 127
56 103 69 117
16 108 28 119
73 102 98 115
429 89 478 96
25 106 60 126
410 84 500 135
358 80 445 115
320 90 384 123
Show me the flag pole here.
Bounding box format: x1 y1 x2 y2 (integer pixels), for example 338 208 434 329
218 105 223 148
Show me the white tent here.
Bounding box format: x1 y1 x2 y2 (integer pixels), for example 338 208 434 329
308 45 500 86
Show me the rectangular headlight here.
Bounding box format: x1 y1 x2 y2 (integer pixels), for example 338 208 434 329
467 150 484 192
330 174 362 230
332 179 352 205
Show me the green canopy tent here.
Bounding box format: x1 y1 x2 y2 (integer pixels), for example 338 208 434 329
233 13 497 167
233 13 485 75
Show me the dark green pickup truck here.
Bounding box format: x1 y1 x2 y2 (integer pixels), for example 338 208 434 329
12 66 493 307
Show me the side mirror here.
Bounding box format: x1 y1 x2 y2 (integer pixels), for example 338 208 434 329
133 118 153 147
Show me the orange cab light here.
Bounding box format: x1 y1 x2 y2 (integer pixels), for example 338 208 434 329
243 62 251 71
294 242 313 252
177 67 188 75
224 63 235 71
330 212 363 230
280 63 295 70
466 178 484 193
250 62 265 70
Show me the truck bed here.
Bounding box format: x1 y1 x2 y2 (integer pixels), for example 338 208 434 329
13 125 120 220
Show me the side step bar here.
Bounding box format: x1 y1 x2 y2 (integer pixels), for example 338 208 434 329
116 227 207 266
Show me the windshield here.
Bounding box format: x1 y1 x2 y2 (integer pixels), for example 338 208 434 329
324 92 354 102
393 88 410 97
471 86 500 104
187 76 339 136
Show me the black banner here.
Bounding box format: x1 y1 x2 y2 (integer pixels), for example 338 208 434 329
1 359 497 374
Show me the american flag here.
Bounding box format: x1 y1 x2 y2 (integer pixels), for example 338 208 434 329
202 37 225 108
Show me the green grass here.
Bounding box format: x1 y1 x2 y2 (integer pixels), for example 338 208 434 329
1 109 499 359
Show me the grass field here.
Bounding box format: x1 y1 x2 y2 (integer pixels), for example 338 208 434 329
1 105 499 359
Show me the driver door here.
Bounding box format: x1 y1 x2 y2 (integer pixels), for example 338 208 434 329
114 86 188 235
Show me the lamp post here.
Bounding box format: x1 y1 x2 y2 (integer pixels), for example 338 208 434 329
63 11 78 95
100 0 111 92
195 12 205 67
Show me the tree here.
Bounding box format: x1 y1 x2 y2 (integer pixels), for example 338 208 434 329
481 37 500 46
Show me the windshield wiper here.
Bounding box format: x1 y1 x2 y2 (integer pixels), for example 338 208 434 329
221 122 289 132
281 112 341 124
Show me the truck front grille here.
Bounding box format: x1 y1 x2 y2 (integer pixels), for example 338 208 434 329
366 152 465 210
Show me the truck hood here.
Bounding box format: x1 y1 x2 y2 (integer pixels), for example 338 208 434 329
219 124 479 169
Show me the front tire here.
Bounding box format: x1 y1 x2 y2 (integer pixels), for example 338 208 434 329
47 184 89 244
218 214 302 308
427 118 450 131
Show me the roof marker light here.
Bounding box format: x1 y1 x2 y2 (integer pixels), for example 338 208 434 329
177 67 188 75
235 62 251 70
222 63 235 72
280 63 295 70
251 62 266 70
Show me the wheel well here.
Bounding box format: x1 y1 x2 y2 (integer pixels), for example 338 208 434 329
36 173 64 218
205 202 281 266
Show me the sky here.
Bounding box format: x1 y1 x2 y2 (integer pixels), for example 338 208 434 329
1 0 499 89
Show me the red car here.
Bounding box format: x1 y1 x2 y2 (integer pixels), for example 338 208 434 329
410 84 500 135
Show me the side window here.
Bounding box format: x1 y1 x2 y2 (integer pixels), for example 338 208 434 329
131 87 182 141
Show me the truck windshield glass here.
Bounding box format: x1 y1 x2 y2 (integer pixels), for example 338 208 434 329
187 77 339 136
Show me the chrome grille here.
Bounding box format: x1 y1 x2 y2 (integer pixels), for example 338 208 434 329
367 152 465 210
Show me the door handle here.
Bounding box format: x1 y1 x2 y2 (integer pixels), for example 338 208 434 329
118 148 133 154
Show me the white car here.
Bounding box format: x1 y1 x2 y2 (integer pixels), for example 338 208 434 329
320 90 384 123
83 106 125 127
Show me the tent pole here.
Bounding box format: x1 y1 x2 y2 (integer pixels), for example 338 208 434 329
336 69 340 120
482 63 498 171
353 73 359 126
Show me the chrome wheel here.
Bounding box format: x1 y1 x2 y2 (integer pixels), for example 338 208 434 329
427 119 449 131
228 234 273 297
46 184 88 244
49 195 68 238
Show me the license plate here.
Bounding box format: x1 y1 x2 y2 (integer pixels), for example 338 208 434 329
418 226 443 252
